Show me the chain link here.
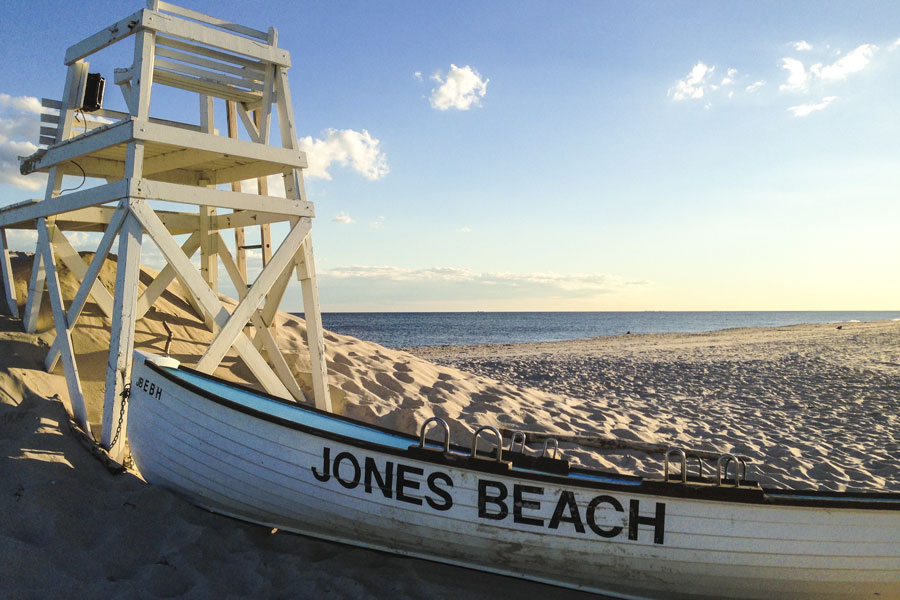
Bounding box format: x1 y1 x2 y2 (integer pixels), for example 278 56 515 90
109 383 130 450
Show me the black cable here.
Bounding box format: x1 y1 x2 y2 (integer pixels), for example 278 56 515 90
58 160 86 193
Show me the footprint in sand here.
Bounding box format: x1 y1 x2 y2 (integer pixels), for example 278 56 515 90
394 371 415 384
375 372 405 394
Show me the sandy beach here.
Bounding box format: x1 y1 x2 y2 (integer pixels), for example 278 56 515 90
2 254 898 598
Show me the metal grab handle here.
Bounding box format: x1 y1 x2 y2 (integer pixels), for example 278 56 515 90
472 425 503 463
692 454 705 479
541 438 558 459
665 448 688 483
419 417 450 453
509 431 526 453
717 453 745 487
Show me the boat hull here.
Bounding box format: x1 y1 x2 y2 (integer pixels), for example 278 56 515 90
126 354 900 600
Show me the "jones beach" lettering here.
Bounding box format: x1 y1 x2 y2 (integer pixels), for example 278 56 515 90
311 446 665 544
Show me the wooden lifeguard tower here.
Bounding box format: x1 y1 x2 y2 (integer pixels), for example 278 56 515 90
0 1 331 462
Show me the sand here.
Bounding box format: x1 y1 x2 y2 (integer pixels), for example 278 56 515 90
1 251 898 598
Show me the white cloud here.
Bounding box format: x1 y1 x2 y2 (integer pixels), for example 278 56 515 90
458 226 472 233
0 93 41 114
332 211 354 224
369 215 385 229
429 64 489 111
319 265 644 297
413 71 423 81
893 37 900 48
793 40 812 51
297 128 389 181
668 62 716 101
720 68 738 86
787 96 837 117
745 80 766 93
779 58 810 91
811 44 876 81
0 93 45 191
780 44 877 93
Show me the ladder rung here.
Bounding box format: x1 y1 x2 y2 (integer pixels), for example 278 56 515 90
239 244 262 250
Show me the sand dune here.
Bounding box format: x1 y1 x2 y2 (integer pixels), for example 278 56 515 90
1 251 898 598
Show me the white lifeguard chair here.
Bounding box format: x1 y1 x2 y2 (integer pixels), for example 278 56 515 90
0 1 331 462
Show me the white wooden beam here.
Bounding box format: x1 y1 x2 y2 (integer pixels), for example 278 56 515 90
45 203 128 372
134 121 307 168
213 210 290 231
196 218 310 372
135 231 200 319
217 233 306 403
23 249 45 334
130 179 314 216
0 181 129 228
50 228 115 318
129 198 290 397
0 229 18 318
65 9 146 65
298 235 331 412
132 29 157 119
37 218 90 433
101 212 143 461
154 1 270 41
141 10 291 67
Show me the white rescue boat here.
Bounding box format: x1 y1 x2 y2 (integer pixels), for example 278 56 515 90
126 351 900 600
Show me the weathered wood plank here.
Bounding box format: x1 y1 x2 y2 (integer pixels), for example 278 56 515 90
101 213 143 461
130 199 290 397
0 229 18 318
216 233 306 403
141 11 291 67
133 121 307 168
297 234 331 412
50 228 115 318
37 218 90 433
135 231 200 319
129 179 314 216
65 9 146 65
45 203 128 372
196 218 310 372
23 246 45 334
0 181 129 228
154 1 269 41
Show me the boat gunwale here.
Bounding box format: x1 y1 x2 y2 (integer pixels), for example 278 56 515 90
138 359 900 510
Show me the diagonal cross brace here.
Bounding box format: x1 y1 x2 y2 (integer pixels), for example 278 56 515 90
196 217 311 372
45 202 128 372
129 198 291 398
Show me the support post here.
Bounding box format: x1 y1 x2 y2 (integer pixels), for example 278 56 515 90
297 233 331 412
0 229 18 317
101 212 143 461
37 218 90 433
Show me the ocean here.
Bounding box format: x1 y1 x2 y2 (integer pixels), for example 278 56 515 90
301 311 900 349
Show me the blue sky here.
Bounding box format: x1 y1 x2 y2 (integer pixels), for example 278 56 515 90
1 1 899 311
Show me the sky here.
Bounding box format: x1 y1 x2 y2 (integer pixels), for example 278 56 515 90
1 0 899 312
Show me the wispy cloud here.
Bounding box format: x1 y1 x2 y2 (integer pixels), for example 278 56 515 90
369 215 385 229
429 64 489 110
787 96 837 117
669 62 717 101
333 211 354 224
780 44 877 92
745 80 766 93
297 128 389 181
0 93 45 191
319 265 646 300
812 44 876 81
793 40 812 52
458 226 472 233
